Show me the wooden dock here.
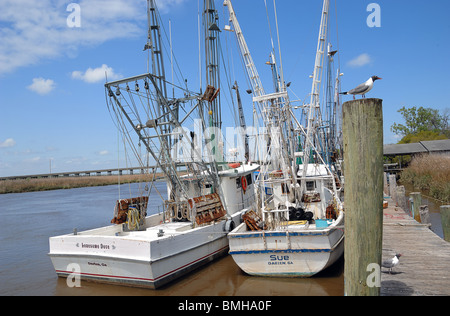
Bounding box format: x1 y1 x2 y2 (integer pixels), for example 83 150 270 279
381 198 450 296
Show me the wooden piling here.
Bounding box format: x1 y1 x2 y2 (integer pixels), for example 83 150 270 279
343 98 384 296
383 172 388 195
388 174 397 203
396 185 407 211
441 205 450 242
410 192 422 222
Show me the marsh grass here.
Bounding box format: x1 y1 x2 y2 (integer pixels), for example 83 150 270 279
400 154 450 203
0 174 158 194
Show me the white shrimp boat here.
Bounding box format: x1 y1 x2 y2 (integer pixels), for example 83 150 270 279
49 0 261 289
224 0 344 278
228 164 344 277
49 163 259 289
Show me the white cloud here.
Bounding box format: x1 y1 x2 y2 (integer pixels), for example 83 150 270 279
347 53 372 68
156 0 189 13
0 0 146 75
0 138 16 148
27 77 55 95
0 0 192 75
98 150 109 156
72 64 122 83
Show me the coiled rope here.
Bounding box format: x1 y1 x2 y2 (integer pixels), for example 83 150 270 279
127 207 141 231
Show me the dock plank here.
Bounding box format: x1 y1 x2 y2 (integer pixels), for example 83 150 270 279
381 199 450 296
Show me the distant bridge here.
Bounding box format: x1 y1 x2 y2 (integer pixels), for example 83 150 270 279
0 166 157 181
0 161 220 181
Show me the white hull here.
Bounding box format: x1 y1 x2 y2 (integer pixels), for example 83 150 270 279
228 216 344 277
49 211 242 289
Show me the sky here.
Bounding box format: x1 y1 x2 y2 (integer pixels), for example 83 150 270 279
0 0 449 177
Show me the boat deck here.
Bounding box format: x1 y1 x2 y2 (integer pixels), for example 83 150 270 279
381 198 450 296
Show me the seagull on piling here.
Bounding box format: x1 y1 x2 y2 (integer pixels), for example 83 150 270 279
340 76 382 99
382 253 402 274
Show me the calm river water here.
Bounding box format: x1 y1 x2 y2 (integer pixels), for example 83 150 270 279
0 182 346 296
1 182 446 296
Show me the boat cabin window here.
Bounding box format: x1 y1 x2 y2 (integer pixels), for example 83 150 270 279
306 181 315 191
246 174 253 186
236 174 253 189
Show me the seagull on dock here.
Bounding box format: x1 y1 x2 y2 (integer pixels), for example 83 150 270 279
340 76 382 99
382 253 402 274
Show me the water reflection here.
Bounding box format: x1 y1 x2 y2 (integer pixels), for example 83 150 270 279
53 255 344 296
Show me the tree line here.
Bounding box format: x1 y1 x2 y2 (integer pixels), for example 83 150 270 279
391 106 449 144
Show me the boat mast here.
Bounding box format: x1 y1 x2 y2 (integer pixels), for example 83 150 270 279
267 0 298 190
223 0 290 171
224 0 297 219
144 0 181 200
223 0 265 98
325 43 338 165
203 0 222 163
301 0 329 189
232 81 249 162
146 0 170 118
145 0 179 163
